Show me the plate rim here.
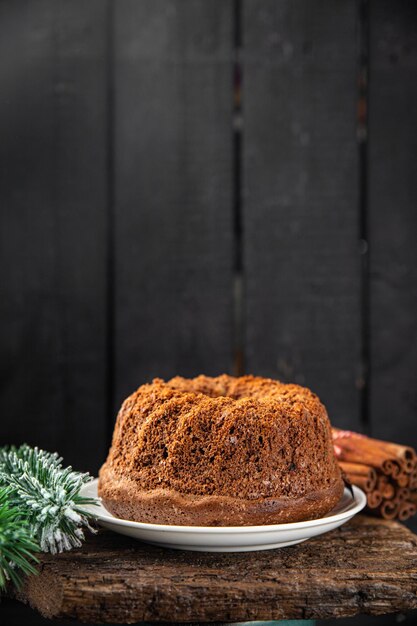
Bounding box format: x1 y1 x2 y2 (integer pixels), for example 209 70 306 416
82 479 366 534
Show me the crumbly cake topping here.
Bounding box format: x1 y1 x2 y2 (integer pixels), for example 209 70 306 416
103 375 340 500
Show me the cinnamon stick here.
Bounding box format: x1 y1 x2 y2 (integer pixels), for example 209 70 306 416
398 501 417 522
332 429 416 463
333 428 417 522
396 471 410 489
333 437 393 469
395 487 411 503
339 462 378 492
379 500 400 520
333 434 401 471
343 474 370 493
367 490 383 509
409 470 417 490
376 475 395 500
382 459 402 479
401 458 416 474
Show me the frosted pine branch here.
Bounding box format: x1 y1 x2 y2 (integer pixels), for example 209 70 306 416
0 487 39 590
0 445 98 554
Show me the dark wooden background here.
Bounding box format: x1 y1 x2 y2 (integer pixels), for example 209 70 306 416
1 1 416 625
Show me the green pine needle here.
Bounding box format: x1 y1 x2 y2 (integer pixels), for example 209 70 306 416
0 487 39 591
0 445 99 555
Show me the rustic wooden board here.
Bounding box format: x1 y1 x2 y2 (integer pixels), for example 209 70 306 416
0 1 108 474
11 516 417 623
242 0 361 430
368 1 417 450
113 0 234 408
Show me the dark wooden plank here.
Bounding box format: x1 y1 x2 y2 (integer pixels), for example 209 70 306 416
242 0 361 429
368 1 417 450
11 517 417 622
114 0 234 406
0 1 108 473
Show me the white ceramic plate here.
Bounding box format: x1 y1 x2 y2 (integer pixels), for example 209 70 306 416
81 480 366 552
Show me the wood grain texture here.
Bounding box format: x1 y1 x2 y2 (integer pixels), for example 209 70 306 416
0 1 108 473
10 516 417 623
114 0 234 407
368 1 417 450
242 0 361 430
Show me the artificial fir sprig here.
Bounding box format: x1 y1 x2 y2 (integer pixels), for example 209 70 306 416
0 445 98 555
0 487 39 590
0 445 62 472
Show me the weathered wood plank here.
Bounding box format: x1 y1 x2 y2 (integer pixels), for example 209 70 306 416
242 0 361 429
368 1 417 450
0 1 108 473
114 0 234 407
12 516 417 622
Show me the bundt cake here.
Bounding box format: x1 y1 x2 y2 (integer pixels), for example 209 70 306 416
98 375 344 526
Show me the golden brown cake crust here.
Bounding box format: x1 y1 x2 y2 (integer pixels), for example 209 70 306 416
98 375 344 526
